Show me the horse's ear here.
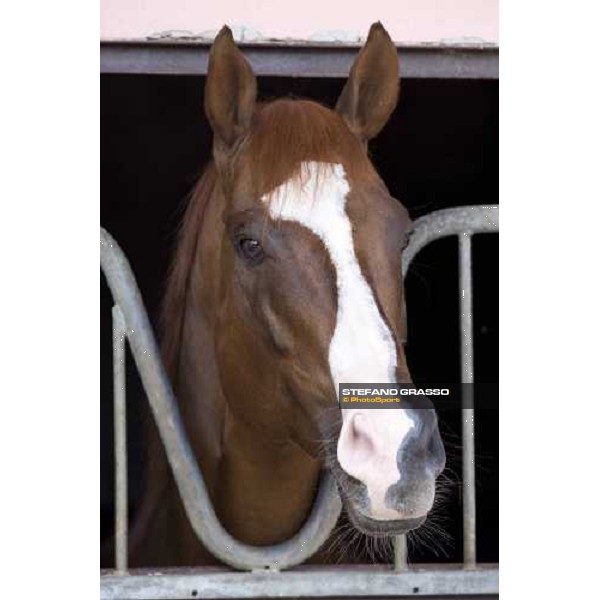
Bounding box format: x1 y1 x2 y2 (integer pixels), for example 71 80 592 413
336 22 399 142
205 26 257 154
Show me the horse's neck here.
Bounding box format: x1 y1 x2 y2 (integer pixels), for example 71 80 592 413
215 406 322 544
173 188 321 546
178 287 321 545
175 300 226 493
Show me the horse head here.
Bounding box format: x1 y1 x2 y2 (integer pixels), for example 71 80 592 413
186 22 445 542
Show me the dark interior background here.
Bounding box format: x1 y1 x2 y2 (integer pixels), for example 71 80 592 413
101 74 498 564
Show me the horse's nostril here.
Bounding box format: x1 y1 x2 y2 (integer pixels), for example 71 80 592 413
347 414 377 460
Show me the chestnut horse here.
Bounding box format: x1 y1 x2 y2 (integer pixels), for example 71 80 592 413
131 22 445 567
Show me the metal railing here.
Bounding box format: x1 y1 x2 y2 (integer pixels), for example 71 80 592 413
401 205 499 567
101 228 342 572
100 205 499 599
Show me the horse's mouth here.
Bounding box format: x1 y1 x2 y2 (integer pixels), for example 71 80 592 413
344 500 427 537
326 456 427 537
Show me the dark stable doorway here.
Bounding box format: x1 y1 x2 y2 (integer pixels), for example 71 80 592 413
101 74 498 565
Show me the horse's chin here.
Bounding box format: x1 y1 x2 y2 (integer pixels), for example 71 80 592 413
327 456 428 538
343 498 427 537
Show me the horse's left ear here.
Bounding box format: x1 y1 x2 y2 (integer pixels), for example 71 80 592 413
336 22 399 142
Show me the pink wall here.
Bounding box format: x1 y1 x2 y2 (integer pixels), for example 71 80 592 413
101 0 498 44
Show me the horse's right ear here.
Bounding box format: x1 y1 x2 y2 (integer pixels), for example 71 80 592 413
205 26 257 155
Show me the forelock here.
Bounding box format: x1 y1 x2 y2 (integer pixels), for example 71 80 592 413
245 99 378 199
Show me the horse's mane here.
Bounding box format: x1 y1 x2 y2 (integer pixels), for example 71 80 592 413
161 98 378 376
161 162 217 379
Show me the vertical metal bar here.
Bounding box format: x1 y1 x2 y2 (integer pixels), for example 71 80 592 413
393 535 407 571
102 227 342 571
459 234 476 568
112 305 128 572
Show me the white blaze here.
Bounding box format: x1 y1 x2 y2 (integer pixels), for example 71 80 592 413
262 161 414 520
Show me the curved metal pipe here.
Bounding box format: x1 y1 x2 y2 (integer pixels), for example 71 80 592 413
101 228 342 570
101 204 497 571
403 204 498 568
403 205 498 272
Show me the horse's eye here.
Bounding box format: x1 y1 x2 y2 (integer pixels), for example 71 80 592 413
237 237 264 264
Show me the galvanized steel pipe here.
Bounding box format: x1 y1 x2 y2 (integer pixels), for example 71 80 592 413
113 305 128 573
459 235 476 567
101 228 342 571
402 205 498 273
101 204 497 572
